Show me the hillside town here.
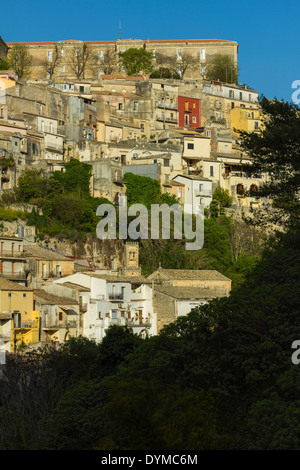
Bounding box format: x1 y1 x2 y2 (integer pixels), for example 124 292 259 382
0 35 265 353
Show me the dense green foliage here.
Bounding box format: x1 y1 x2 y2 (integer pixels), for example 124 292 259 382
238 96 300 229
0 59 9 70
0 228 299 450
12 160 111 241
118 48 154 76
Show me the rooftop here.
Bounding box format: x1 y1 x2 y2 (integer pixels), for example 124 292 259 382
148 268 231 281
153 285 226 299
34 289 78 305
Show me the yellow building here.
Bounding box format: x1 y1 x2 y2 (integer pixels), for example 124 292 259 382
0 278 40 352
230 106 262 133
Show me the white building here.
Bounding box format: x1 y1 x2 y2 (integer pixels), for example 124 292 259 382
172 174 212 213
51 272 157 343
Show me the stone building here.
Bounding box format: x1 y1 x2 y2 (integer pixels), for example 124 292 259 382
6 38 238 81
148 267 231 332
0 36 8 60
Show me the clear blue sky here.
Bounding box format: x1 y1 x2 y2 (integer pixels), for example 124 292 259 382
1 0 299 101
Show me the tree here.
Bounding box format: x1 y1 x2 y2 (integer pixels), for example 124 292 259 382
237 97 300 228
208 187 232 217
71 44 93 79
118 48 153 76
7 43 33 79
99 49 118 75
0 59 9 70
206 54 239 84
42 45 61 79
155 52 198 79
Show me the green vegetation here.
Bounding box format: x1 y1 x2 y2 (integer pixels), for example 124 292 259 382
0 206 27 222
0 228 298 450
118 48 154 76
13 160 111 241
238 96 300 229
206 54 239 84
0 59 9 70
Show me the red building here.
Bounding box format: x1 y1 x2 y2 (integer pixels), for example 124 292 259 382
178 96 201 129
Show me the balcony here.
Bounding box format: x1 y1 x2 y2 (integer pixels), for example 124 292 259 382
127 318 151 327
156 101 178 110
0 272 27 280
194 189 212 197
43 320 77 330
14 320 39 329
109 293 124 300
156 115 178 124
0 251 26 259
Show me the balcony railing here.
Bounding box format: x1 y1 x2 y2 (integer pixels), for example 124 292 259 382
0 272 27 280
156 115 178 123
194 189 212 197
15 320 39 329
0 251 26 258
109 293 124 300
43 320 77 330
156 101 178 110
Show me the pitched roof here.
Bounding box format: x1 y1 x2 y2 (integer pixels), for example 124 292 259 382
34 289 78 305
61 282 91 292
0 277 32 291
148 268 230 281
24 245 72 261
153 285 225 299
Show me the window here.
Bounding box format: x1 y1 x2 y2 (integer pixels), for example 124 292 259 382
177 49 182 60
99 50 104 60
118 103 123 110
185 115 189 125
187 142 194 149
200 48 206 60
164 158 169 167
240 92 243 100
61 49 65 57
224 144 228 153
75 49 79 57
254 121 259 130
192 117 197 123
41 121 45 131
23 293 26 298
206 129 211 137
61 65 65 73
165 174 170 184
50 122 53 133
229 90 234 99
98 67 104 77
79 86 84 93
210 165 214 177
59 312 63 321
47 51 52 62
151 49 156 58
133 101 138 110
201 65 206 77
249 94 252 102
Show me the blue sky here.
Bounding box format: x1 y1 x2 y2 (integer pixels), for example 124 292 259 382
1 0 299 101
